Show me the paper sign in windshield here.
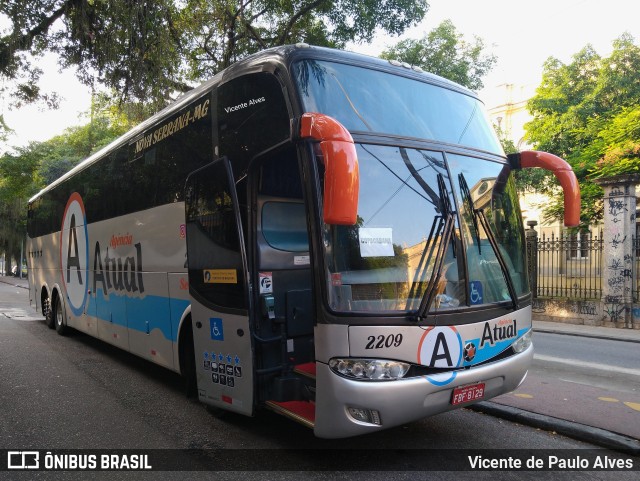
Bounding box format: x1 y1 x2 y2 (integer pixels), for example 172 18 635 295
359 228 394 257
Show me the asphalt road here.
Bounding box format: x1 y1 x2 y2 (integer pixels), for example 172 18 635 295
533 332 640 394
0 278 638 480
489 331 640 441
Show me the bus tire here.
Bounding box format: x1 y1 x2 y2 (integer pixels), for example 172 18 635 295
54 296 68 336
180 318 197 398
44 296 55 329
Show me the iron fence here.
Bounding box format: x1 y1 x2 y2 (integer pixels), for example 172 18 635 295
527 231 604 300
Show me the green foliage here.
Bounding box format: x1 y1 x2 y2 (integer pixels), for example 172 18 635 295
590 106 640 179
0 138 42 273
525 33 640 226
1 0 182 111
380 19 496 90
0 115 11 144
0 105 130 264
179 0 428 78
1 0 428 109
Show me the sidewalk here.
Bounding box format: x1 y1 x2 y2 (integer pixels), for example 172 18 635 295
481 319 640 453
533 319 640 343
0 275 29 289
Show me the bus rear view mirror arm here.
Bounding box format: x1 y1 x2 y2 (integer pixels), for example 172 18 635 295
299 112 359 225
507 150 581 227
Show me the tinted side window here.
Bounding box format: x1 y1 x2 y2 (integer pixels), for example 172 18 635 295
217 73 290 171
29 95 214 237
186 159 247 310
129 95 213 212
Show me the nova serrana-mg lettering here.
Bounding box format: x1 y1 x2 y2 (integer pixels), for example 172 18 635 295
134 99 210 154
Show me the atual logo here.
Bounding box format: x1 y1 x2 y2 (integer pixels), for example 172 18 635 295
59 193 89 316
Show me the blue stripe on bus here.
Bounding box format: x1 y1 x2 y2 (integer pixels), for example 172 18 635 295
90 289 189 342
463 326 530 366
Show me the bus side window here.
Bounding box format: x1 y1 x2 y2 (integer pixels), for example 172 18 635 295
186 159 247 310
256 151 308 266
261 202 309 252
216 72 290 173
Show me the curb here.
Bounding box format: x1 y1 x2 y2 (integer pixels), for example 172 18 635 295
470 401 640 455
534 327 640 344
0 278 28 290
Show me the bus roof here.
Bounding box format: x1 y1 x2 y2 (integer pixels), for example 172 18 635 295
29 44 478 204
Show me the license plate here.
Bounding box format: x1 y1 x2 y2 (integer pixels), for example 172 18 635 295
451 382 485 405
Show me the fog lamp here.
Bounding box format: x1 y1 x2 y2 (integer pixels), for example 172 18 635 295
347 407 382 425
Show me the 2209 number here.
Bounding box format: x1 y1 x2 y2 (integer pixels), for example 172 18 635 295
365 333 403 349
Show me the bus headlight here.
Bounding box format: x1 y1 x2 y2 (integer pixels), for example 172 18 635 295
512 329 532 353
329 358 410 381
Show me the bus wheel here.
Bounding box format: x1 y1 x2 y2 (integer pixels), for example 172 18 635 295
54 297 68 336
181 319 197 398
44 297 55 329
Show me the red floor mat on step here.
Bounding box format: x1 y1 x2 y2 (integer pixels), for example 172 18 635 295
294 362 316 377
272 400 316 422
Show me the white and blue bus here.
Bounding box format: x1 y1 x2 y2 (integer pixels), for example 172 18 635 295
27 45 580 438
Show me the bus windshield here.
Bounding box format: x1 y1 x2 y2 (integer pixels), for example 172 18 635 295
317 145 528 314
294 60 528 315
294 59 502 154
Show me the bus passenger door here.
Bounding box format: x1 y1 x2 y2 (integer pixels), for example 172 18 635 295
184 158 254 416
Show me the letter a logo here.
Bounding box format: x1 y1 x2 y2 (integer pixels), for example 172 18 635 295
417 326 463 386
60 193 89 316
429 332 453 367
66 214 82 284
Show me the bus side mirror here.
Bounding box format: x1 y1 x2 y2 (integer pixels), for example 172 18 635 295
300 113 359 225
508 150 581 227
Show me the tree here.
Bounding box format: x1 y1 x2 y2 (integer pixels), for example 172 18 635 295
178 0 429 79
525 33 640 226
591 106 640 179
380 19 496 90
1 0 428 111
1 0 183 112
0 139 41 275
0 115 11 146
0 104 130 273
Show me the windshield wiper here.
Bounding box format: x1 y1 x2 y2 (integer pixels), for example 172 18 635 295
458 173 519 310
459 173 482 255
406 209 445 311
408 174 456 319
415 209 456 320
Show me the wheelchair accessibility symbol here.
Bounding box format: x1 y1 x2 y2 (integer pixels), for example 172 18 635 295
470 281 483 305
210 318 224 341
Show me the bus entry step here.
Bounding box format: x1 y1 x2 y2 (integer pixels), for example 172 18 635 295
265 400 315 429
293 362 316 379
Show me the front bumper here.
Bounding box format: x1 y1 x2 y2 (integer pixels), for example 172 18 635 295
313 343 533 438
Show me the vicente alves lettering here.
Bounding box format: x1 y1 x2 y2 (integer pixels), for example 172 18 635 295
224 96 266 114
